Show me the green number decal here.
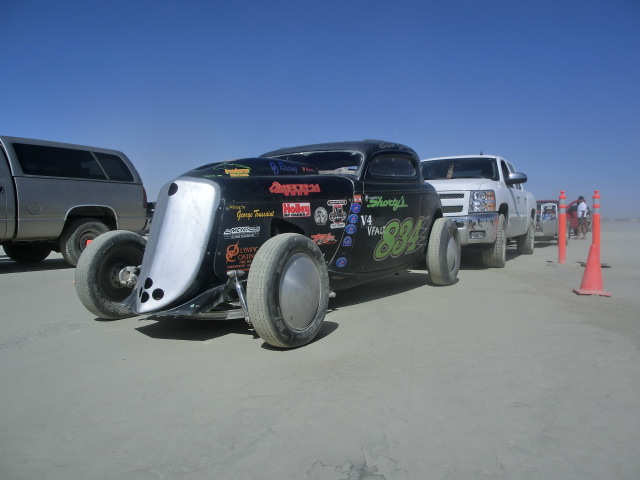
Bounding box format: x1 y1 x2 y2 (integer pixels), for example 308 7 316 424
405 217 424 253
374 219 400 260
374 217 426 261
391 219 412 256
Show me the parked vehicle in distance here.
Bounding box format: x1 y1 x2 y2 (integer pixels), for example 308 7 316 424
0 136 148 266
75 140 461 349
535 200 569 243
421 155 536 267
536 198 591 241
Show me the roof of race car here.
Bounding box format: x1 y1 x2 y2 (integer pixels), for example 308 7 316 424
260 139 419 159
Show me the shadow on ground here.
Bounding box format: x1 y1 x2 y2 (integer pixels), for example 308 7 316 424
134 314 340 349
0 255 71 274
135 316 254 342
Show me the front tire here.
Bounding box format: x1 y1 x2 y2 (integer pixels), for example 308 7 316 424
426 218 460 285
481 214 506 268
247 233 329 348
516 221 535 254
3 244 52 263
60 218 110 266
75 230 146 320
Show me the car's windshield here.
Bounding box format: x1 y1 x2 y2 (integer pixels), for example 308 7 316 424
422 158 498 180
270 150 363 176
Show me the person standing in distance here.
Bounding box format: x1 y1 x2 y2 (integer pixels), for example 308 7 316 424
577 195 588 239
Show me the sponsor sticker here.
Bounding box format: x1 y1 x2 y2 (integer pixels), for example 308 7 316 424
204 163 252 177
225 242 259 271
269 161 299 175
348 214 358 224
269 181 321 196
328 200 347 229
365 195 408 211
223 226 260 239
314 207 328 226
336 257 348 268
311 233 337 245
282 202 311 218
350 202 361 213
345 224 357 235
342 236 353 247
224 167 250 177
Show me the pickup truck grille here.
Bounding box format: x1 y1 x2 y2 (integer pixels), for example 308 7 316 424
439 193 464 199
442 205 463 213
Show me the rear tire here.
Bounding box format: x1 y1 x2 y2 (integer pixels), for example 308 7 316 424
3 244 52 263
247 233 329 348
516 221 535 254
75 230 145 320
426 218 460 285
481 214 506 268
60 218 110 266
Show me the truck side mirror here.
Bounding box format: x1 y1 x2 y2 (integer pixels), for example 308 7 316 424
506 172 527 185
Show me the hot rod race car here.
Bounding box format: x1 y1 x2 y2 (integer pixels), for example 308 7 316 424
75 140 461 348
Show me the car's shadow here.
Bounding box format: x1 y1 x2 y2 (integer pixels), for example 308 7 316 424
135 316 256 342
328 270 438 310
133 270 438 348
0 255 72 274
458 244 524 270
134 316 340 350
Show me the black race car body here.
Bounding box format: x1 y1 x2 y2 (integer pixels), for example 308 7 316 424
76 140 460 348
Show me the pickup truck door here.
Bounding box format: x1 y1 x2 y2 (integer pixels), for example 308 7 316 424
0 151 8 241
351 154 424 274
501 160 526 234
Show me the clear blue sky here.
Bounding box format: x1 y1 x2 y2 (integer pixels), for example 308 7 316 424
1 0 638 217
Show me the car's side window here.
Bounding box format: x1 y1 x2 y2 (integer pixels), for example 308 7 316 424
366 155 417 180
13 143 109 180
501 160 517 189
94 152 134 182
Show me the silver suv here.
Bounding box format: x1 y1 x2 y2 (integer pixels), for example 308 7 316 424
1 136 148 266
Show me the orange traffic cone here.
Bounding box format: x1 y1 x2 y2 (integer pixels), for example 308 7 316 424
573 244 611 296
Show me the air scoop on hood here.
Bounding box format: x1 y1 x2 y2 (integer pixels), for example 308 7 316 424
125 177 221 314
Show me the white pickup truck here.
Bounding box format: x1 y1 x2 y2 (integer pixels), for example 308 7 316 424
421 155 536 267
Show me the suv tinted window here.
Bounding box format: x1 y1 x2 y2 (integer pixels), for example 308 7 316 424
13 143 107 180
94 152 134 181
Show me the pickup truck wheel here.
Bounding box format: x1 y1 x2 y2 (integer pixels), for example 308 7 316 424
60 218 110 266
481 214 506 268
426 218 460 285
75 231 146 320
247 233 329 348
516 221 535 254
3 244 52 263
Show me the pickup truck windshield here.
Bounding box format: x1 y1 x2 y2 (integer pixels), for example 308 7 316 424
422 158 499 181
